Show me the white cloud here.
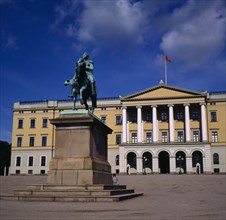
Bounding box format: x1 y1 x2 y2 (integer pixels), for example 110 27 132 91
53 0 151 49
160 0 226 68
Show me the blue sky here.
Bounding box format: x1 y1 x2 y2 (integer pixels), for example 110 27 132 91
1 0 225 143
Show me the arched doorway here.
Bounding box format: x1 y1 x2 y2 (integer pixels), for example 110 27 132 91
159 151 170 174
176 151 186 174
127 152 137 174
142 152 152 174
192 151 203 174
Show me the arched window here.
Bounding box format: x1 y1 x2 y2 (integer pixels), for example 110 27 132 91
213 153 219 164
127 152 137 169
115 155 119 165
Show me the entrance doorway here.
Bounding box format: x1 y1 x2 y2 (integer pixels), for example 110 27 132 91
142 152 152 174
159 151 170 174
192 151 203 174
176 151 186 174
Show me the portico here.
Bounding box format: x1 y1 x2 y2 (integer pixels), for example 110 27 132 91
119 83 211 174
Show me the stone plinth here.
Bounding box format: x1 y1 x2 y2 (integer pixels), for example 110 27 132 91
47 110 113 185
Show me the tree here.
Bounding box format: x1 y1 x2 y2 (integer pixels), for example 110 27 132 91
0 141 11 175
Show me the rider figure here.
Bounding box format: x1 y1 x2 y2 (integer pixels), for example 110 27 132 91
74 52 97 97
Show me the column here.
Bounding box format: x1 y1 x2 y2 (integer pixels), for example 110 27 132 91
186 156 193 174
119 146 126 174
184 104 190 142
200 103 207 142
152 105 158 142
170 156 176 173
203 144 212 173
137 106 142 143
122 107 127 143
168 104 174 142
152 156 159 173
137 157 143 174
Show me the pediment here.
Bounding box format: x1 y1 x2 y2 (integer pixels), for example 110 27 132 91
122 84 206 101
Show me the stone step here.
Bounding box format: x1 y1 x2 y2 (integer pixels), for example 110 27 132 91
14 189 135 197
11 192 143 202
26 184 127 191
10 184 143 202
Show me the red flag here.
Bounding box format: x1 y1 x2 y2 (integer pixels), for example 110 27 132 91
165 56 171 62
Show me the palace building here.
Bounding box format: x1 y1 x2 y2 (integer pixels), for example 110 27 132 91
10 82 226 175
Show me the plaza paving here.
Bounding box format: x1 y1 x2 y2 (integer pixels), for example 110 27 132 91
0 174 225 220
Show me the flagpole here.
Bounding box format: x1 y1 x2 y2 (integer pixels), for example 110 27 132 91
164 56 167 85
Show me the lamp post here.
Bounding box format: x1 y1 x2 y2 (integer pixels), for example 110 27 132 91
177 155 184 175
143 156 147 175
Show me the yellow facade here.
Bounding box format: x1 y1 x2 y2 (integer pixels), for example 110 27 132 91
10 84 226 174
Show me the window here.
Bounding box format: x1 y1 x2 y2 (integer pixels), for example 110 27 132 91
30 119 36 128
18 119 23 128
161 131 168 142
193 130 199 142
16 157 21 166
131 133 137 143
17 137 22 147
130 113 137 123
101 116 106 124
42 118 48 128
29 136 35 147
41 156 46 166
213 153 219 164
161 112 167 121
192 111 199 120
177 131 184 142
176 112 183 120
146 113 152 122
116 115 122 125
115 155 119 166
146 132 152 143
40 170 46 174
28 156 33 166
28 170 33 174
212 131 218 142
42 136 47 147
211 112 217 122
116 134 121 145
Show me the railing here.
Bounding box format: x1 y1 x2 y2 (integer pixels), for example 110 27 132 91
120 140 208 145
19 97 120 105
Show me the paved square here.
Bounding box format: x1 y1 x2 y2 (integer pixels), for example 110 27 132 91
0 174 225 220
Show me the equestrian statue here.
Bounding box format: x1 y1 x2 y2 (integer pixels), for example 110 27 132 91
64 52 97 113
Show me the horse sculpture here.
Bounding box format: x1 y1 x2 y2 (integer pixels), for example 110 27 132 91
64 53 97 113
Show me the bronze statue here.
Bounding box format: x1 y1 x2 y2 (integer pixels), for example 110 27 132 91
64 52 97 112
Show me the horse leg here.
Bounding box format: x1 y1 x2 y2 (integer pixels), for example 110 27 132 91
73 96 76 110
91 95 97 113
85 102 89 110
80 87 85 105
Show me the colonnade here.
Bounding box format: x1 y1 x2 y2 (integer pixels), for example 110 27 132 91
122 103 207 143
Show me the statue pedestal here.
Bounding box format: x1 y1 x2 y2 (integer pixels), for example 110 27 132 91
47 110 113 185
12 110 143 202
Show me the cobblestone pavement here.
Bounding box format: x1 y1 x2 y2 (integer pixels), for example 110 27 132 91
0 174 225 220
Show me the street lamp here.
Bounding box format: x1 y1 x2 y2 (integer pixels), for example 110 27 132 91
143 156 147 174
177 155 184 175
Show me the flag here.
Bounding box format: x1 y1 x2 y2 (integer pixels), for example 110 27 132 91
165 56 171 62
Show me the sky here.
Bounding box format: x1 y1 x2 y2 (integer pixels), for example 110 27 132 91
0 0 226 143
